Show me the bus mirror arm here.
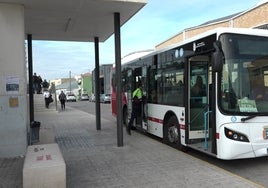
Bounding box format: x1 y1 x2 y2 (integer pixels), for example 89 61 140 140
212 41 224 73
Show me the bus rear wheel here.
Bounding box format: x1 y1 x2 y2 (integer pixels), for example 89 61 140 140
164 115 184 151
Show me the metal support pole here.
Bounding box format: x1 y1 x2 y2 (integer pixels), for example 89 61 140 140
114 12 123 147
27 34 34 123
94 37 101 130
204 111 212 150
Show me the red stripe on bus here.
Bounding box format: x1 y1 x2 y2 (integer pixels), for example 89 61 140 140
148 116 163 124
148 116 184 129
216 133 219 139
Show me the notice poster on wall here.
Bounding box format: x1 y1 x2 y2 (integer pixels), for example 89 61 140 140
9 97 19 107
5 76 19 94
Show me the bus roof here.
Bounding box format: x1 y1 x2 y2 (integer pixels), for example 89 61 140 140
124 27 268 65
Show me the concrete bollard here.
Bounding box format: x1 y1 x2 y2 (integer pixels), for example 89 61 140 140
23 143 66 188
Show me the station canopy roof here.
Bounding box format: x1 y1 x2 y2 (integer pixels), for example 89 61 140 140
1 0 147 42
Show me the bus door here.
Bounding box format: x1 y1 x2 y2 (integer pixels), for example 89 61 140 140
141 66 148 131
126 69 133 125
188 56 211 150
129 67 143 128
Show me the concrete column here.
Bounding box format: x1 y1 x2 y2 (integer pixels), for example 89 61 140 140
0 3 27 157
27 34 34 124
114 12 123 147
94 37 101 130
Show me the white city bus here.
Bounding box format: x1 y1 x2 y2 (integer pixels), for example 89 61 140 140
111 27 268 160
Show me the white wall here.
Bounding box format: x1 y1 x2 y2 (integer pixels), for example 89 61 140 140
0 4 27 157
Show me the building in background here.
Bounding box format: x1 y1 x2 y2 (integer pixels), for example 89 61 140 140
50 77 76 87
50 72 92 100
79 72 92 95
156 0 268 49
92 64 113 95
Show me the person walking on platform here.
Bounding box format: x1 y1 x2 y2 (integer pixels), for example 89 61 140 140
58 91 67 110
32 73 39 94
127 84 142 135
42 79 49 93
43 90 51 108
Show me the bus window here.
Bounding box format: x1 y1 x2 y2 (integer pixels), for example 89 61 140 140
148 56 158 103
220 59 268 113
190 60 208 108
162 70 184 106
219 33 268 114
157 51 184 106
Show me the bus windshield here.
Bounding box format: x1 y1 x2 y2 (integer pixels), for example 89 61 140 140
219 33 268 114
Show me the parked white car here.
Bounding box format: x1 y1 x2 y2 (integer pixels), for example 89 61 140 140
80 93 89 101
66 93 76 102
100 94 111 103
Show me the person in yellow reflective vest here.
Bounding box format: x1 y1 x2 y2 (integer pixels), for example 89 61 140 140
127 84 142 135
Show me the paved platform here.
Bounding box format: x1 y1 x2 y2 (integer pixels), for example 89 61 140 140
0 95 264 188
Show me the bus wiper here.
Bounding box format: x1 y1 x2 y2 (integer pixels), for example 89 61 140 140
241 115 256 122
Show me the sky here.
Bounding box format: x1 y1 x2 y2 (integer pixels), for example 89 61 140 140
32 0 263 81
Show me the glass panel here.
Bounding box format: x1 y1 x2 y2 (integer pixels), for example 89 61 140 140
189 58 209 131
219 34 268 113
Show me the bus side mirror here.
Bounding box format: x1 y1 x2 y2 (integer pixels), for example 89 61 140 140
212 41 224 73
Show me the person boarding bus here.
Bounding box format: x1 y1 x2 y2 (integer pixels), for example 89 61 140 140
127 84 142 135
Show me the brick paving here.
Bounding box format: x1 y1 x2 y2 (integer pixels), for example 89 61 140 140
0 95 263 188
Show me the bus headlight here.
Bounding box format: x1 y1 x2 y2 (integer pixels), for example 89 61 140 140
224 128 249 142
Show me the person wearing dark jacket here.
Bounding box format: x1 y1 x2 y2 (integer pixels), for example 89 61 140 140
58 91 67 110
42 79 49 92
